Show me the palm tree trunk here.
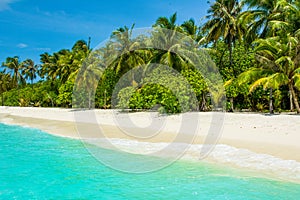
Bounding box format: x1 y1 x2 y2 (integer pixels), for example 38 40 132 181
218 49 226 70
289 89 294 111
201 92 207 111
104 89 107 109
269 88 274 114
88 94 91 110
228 37 234 77
88 91 92 110
289 83 300 113
230 97 234 112
1 93 4 106
229 44 233 68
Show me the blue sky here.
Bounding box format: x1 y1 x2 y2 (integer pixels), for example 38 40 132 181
0 0 210 64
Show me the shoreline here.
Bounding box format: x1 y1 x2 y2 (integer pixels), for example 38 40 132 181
1 106 300 161
1 106 300 182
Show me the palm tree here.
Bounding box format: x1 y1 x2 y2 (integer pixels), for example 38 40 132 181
109 24 147 84
153 12 181 31
56 49 72 83
241 0 294 41
201 0 245 112
0 73 12 106
66 40 92 82
22 59 37 85
202 0 245 70
73 53 103 109
151 13 195 72
181 18 206 46
39 52 60 81
238 0 300 113
238 35 300 113
2 56 25 88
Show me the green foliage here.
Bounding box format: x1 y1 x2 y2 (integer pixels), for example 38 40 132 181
56 80 74 107
117 84 182 113
95 68 119 109
1 2 300 113
210 41 255 80
2 80 59 107
116 67 200 113
210 41 256 111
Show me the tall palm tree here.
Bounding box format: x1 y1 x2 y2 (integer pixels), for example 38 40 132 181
202 0 245 70
151 13 194 72
66 40 92 82
22 59 37 85
2 56 25 88
73 52 103 109
109 24 147 84
202 0 245 112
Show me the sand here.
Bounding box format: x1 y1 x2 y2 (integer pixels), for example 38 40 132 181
0 106 299 162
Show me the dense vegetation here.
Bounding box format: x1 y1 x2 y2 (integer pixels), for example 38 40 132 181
1 0 300 114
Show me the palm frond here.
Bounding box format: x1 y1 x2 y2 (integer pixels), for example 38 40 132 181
237 67 271 85
293 74 300 90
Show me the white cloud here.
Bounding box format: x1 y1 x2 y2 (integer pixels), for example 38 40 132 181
17 43 28 48
0 0 18 11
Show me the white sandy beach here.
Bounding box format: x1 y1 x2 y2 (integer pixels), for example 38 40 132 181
1 106 300 181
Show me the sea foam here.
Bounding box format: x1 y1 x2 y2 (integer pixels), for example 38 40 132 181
84 138 300 182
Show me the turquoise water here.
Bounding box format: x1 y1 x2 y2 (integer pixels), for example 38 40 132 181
0 123 300 199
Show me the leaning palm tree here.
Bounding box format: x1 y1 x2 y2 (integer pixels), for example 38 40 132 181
238 35 300 113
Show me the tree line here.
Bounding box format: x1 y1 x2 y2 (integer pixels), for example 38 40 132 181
1 0 300 114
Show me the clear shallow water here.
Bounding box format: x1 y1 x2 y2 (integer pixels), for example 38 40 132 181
0 123 300 199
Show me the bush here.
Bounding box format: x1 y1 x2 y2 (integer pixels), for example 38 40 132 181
116 66 200 113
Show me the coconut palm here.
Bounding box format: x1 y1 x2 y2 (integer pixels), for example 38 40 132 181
66 40 92 82
153 12 181 31
238 0 300 113
181 18 206 46
2 56 25 88
0 73 12 106
73 52 103 109
40 48 77 83
22 59 37 85
151 13 196 72
109 24 148 85
241 0 295 41
238 34 300 113
202 0 245 70
39 52 60 81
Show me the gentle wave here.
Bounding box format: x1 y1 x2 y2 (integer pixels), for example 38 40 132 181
84 138 300 182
